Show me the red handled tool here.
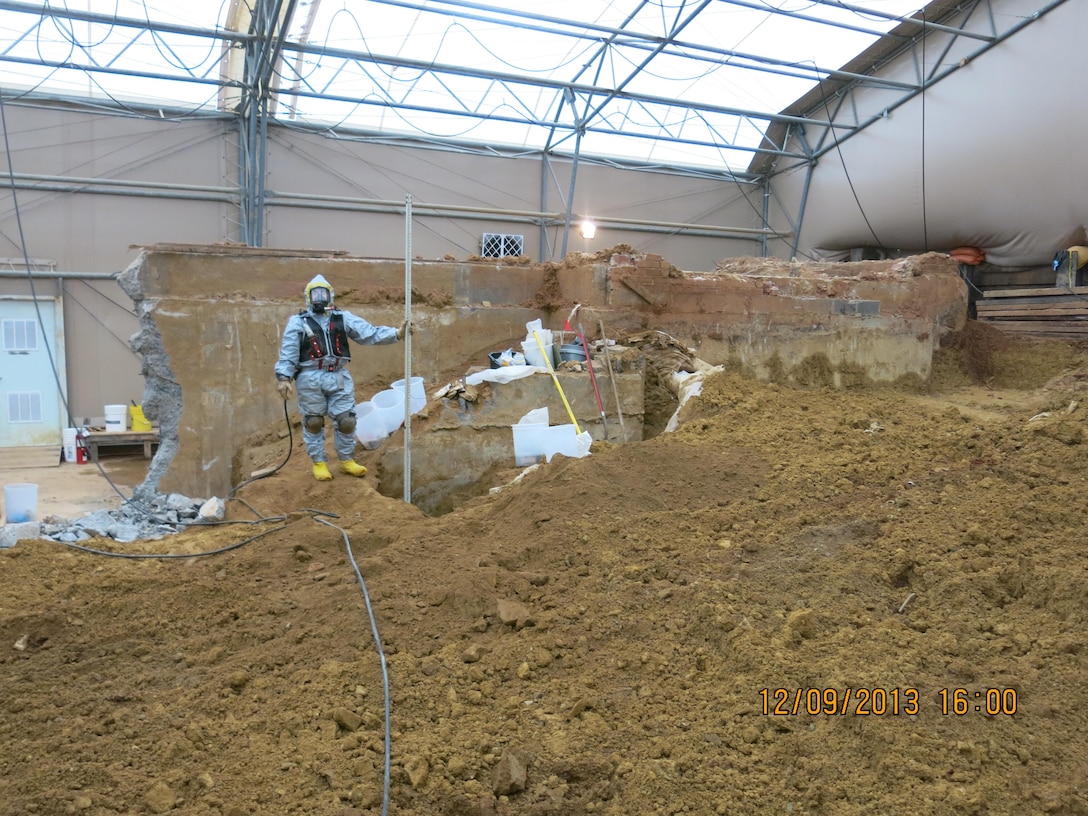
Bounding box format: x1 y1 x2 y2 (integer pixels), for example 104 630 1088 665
577 322 608 438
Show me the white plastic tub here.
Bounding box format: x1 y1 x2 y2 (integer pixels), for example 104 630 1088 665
371 389 405 435
392 377 427 415
512 422 549 466
354 401 387 450
4 483 38 523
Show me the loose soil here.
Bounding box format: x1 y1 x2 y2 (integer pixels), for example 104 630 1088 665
3 328 1088 816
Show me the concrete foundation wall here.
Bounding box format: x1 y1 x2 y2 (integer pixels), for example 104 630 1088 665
592 253 966 386
121 245 965 502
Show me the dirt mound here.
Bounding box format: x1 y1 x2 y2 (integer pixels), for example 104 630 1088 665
4 334 1088 815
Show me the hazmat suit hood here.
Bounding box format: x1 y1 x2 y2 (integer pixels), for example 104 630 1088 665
305 274 334 313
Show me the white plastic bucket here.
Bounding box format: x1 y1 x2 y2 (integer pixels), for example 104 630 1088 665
521 339 556 369
371 389 405 435
353 401 387 450
62 428 78 463
540 424 581 462
4 483 38 523
392 376 427 415
104 404 128 432
512 422 549 466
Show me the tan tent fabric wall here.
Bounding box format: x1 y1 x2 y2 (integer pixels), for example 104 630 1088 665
767 0 1085 267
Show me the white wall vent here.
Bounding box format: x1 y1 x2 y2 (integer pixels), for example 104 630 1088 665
3 318 38 352
481 233 524 258
8 391 42 423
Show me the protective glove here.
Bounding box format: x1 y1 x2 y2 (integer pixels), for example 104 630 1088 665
397 320 414 341
276 378 294 400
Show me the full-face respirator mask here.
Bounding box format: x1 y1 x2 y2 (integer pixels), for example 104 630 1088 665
309 286 331 313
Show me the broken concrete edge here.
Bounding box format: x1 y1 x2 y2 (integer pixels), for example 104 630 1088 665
0 494 229 548
117 251 181 504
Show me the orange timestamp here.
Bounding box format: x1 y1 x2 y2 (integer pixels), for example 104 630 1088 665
759 687 1019 716
760 687 919 716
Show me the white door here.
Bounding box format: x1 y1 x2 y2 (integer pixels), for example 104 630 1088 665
1 298 64 448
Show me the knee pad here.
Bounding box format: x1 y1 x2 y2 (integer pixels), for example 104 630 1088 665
304 413 325 433
335 410 357 435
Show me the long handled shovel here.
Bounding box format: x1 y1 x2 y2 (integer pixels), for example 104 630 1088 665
599 319 628 443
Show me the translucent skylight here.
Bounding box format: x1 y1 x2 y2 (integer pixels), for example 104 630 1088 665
0 0 924 171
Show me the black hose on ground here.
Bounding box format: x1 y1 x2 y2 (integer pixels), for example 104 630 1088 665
315 514 393 816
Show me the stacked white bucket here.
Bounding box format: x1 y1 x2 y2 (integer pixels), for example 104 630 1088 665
520 319 556 368
62 428 79 462
354 377 426 450
104 404 128 432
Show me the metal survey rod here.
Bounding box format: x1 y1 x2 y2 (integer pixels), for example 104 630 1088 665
403 194 412 504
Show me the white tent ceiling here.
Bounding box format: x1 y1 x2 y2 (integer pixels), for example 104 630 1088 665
0 0 1073 265
0 0 938 173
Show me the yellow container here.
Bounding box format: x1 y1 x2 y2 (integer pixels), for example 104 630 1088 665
129 404 152 432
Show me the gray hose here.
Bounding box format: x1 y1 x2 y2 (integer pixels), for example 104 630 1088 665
315 515 392 816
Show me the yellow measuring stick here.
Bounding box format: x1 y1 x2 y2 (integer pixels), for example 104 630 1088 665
533 330 581 434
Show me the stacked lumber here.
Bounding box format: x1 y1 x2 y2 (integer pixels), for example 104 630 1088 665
976 285 1088 337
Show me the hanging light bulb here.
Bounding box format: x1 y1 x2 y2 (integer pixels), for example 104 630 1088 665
579 218 597 240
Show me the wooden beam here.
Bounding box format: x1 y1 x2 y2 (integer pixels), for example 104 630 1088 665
978 319 1088 334
973 305 1088 318
619 277 663 307
975 293 1088 307
982 284 1088 299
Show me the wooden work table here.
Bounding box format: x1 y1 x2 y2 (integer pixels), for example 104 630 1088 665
83 430 160 461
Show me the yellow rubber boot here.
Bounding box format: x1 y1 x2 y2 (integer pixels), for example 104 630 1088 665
339 460 367 477
312 462 333 482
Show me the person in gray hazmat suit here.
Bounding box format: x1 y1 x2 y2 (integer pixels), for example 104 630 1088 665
274 274 410 482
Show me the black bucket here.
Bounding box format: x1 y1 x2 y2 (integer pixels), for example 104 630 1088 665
559 343 587 362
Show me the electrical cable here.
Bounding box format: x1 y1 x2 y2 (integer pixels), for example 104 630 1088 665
0 68 67 105
0 85 225 131
1 85 165 509
35 12 76 68
315 514 393 816
226 399 295 498
428 21 593 76
956 262 986 297
69 276 139 315
54 520 288 559
828 0 921 26
263 129 508 254
813 63 885 249
63 288 140 353
56 0 121 48
20 3 230 123
142 0 225 74
79 71 225 122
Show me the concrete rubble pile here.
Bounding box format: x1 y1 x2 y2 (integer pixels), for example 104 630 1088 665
0 492 225 548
